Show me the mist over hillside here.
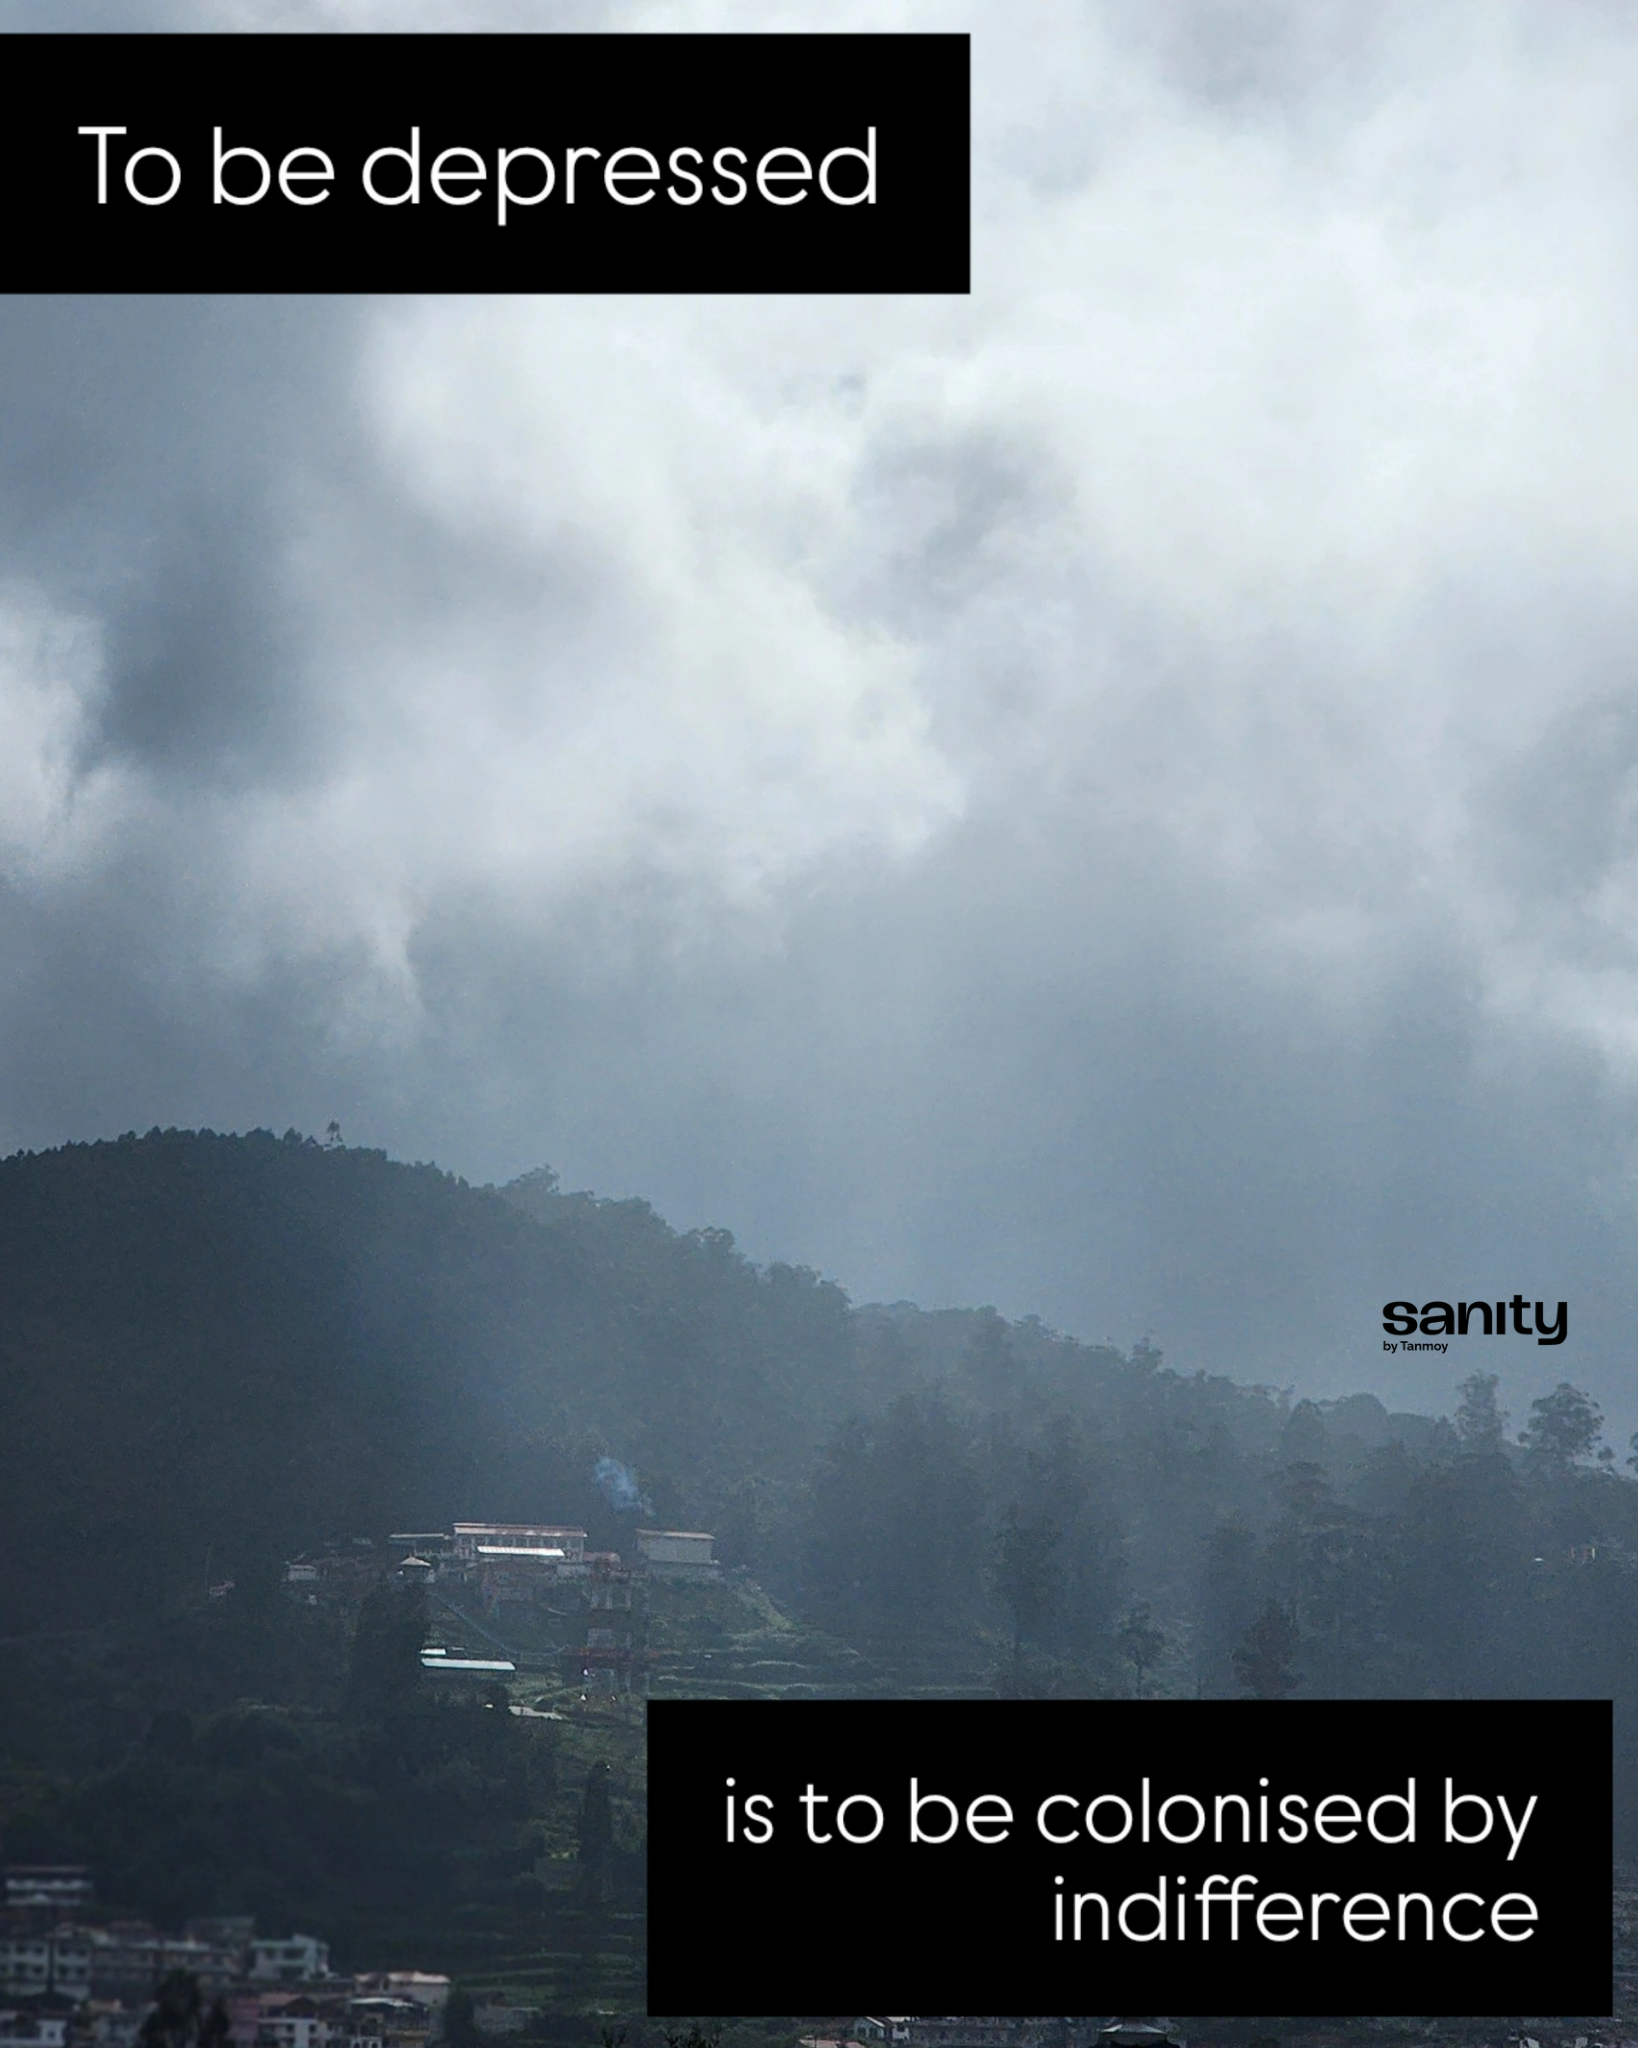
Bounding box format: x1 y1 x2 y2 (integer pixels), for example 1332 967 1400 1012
0 1127 859 1634
3 1124 1638 1988
0 1126 1453 1627
0 1129 1629 1691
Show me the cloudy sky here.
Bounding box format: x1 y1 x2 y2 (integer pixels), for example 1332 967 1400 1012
4 1 1638 1438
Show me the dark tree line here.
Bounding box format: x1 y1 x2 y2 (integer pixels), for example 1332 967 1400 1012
7 1128 1638 1887
776 1357 1638 1831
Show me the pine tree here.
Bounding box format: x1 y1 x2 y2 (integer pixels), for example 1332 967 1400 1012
1117 1601 1167 1698
347 1581 428 1717
139 1974 228 2048
993 1504 1062 1665
1455 1371 1506 1453
1231 1599 1300 1699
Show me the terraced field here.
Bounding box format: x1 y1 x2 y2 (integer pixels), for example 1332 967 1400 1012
438 1575 998 2021
643 1576 995 1702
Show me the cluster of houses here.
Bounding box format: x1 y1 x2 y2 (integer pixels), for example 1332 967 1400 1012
283 1521 719 1696
0 1875 448 2048
414 1522 715 1586
285 1523 718 1602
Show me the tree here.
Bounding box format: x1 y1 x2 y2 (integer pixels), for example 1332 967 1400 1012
993 1504 1062 1667
1265 1462 1371 1646
577 1758 615 1901
961 1308 1020 1407
1232 1600 1300 1699
139 1972 201 2048
1521 1384 1603 1472
1281 1401 1329 1468
1196 1521 1262 1696
1116 1601 1167 1698
1387 1451 1530 1696
444 1990 478 2048
1031 1416 1123 1670
801 1390 985 1642
139 1973 228 2048
347 1581 428 1717
1455 1371 1506 1454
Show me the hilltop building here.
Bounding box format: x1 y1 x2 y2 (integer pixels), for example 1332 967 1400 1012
450 1524 586 1564
635 1529 719 1581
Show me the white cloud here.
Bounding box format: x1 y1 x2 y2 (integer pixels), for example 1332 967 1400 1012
37 0 1638 1069
12 0 1638 1410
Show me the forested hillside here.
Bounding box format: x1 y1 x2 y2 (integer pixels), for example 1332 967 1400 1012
0 1130 868 1635
4 1127 1638 1857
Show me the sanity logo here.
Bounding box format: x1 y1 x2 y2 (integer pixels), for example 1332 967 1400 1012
1382 1298 1567 1354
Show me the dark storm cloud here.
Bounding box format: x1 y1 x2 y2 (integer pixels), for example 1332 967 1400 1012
384 719 1638 1435
0 298 366 784
3 0 1638 1450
